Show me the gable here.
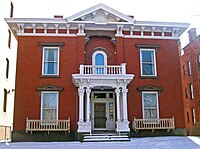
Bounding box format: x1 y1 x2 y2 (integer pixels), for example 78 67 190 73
67 3 135 24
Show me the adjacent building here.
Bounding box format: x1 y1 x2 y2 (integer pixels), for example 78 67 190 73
6 3 189 141
0 0 17 142
181 28 200 135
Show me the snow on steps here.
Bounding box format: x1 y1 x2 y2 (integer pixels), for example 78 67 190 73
83 133 130 142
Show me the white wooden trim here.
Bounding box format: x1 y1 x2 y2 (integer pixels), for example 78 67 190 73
142 91 159 120
132 117 175 131
92 50 107 66
40 91 59 121
42 47 60 75
26 117 70 134
140 48 157 77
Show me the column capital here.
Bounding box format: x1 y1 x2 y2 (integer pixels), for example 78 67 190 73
115 88 120 94
86 88 91 94
122 89 128 94
78 88 85 96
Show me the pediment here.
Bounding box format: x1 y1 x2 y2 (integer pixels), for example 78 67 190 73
137 85 164 91
67 3 135 24
36 84 64 92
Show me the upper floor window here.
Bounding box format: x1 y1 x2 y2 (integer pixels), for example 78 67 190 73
10 2 14 17
188 61 192 75
198 54 200 68
41 91 58 121
183 65 186 76
190 84 194 99
8 29 11 49
6 58 9 79
140 49 157 76
142 91 159 119
92 50 107 74
42 47 60 75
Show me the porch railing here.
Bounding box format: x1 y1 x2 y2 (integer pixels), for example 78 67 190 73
132 117 175 132
26 117 70 134
80 63 126 75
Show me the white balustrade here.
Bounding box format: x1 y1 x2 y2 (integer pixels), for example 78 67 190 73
132 117 175 132
79 63 126 75
26 117 70 134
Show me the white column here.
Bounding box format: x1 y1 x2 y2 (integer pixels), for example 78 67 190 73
78 88 85 122
115 88 121 122
122 89 128 122
86 88 91 122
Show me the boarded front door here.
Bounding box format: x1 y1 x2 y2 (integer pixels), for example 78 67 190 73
94 103 106 129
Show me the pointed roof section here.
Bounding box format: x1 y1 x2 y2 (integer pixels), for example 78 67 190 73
67 3 135 24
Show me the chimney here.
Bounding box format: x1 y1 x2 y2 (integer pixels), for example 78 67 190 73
188 28 197 42
54 15 63 18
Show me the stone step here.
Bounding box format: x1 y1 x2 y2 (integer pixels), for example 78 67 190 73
83 134 130 142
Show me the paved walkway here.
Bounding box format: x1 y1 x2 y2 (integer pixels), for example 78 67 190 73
0 136 200 149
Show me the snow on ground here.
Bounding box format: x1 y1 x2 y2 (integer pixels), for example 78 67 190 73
0 136 200 149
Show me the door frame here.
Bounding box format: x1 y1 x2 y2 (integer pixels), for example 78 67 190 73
91 91 115 131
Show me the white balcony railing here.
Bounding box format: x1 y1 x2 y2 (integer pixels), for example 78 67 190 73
26 117 70 134
80 63 126 75
132 117 175 132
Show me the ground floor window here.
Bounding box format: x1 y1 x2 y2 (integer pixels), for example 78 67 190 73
41 91 58 120
142 91 159 119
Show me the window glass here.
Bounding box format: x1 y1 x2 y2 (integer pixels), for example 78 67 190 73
43 47 59 75
3 89 7 112
95 53 104 74
190 84 194 99
143 92 158 119
109 102 114 119
94 93 106 98
141 49 156 76
41 92 58 120
188 61 191 75
192 108 196 124
95 54 104 65
6 58 9 79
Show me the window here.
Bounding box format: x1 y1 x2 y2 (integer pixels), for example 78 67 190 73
183 65 186 76
187 112 190 123
10 2 14 17
8 30 11 49
185 88 188 98
41 91 58 120
142 92 159 119
192 108 196 124
6 58 9 79
188 61 191 75
190 84 194 99
198 54 200 68
140 49 157 76
3 89 7 112
92 50 107 74
42 47 59 75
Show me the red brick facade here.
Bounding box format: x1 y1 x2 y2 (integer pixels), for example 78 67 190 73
180 28 200 134
13 35 185 131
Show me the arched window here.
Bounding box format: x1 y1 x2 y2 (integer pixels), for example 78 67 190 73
95 53 104 66
92 50 107 74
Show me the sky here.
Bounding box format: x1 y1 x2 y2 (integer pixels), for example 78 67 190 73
12 0 200 47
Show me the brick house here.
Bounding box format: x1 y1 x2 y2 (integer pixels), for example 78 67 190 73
6 3 189 141
180 28 200 135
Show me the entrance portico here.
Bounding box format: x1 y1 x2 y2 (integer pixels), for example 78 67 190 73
72 64 134 133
